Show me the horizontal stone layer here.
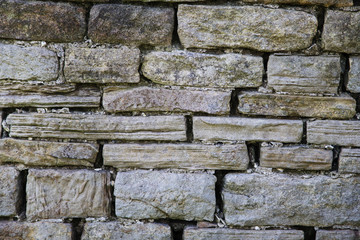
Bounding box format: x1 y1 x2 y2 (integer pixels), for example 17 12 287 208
339 148 360 174
114 170 216 221
0 166 20 217
242 0 352 7
223 173 360 227
0 83 77 94
347 56 360 93
142 51 263 88
178 5 317 51
103 143 249 170
316 230 359 240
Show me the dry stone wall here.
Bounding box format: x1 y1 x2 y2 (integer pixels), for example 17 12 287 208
0 0 359 239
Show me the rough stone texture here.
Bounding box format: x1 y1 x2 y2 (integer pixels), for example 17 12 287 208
103 143 249 170
0 83 77 94
89 4 174 46
0 1 86 42
307 120 360 147
223 173 360 227
238 93 356 119
260 146 332 170
316 230 359 240
242 0 352 7
7 113 186 141
142 51 263 88
339 148 360 174
81 222 171 240
193 117 303 143
114 170 216 221
322 10 360 54
0 166 20 217
347 56 360 93
0 44 58 82
178 5 317 51
267 55 340 94
0 138 98 167
64 47 140 84
26 169 110 220
103 86 230 115
0 221 72 240
183 228 304 240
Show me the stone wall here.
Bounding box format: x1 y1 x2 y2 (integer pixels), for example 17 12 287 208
0 0 359 239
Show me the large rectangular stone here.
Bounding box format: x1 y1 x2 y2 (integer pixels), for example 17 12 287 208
89 4 174 46
7 113 186 141
26 169 111 220
142 51 263 88
0 1 86 42
178 5 317 52
339 148 360 174
307 120 360 146
114 170 216 221
103 143 249 170
347 56 360 93
81 222 171 240
0 166 20 217
238 93 356 119
316 230 359 240
183 228 304 240
223 173 360 227
193 117 303 143
260 145 332 170
242 0 352 7
64 47 140 84
322 10 360 54
0 138 98 167
267 55 340 94
103 86 230 115
0 221 72 240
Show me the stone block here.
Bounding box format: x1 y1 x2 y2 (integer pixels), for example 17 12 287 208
339 148 360 174
0 166 20 217
347 56 360 93
242 0 352 7
316 230 359 240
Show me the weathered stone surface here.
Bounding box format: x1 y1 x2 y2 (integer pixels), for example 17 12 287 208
0 138 98 167
89 5 174 46
184 228 304 240
0 83 77 94
64 47 140 84
103 86 230 115
339 148 360 174
238 93 356 119
114 170 216 221
0 1 86 42
142 51 263 88
223 173 360 226
26 169 110 220
322 10 360 54
267 55 340 94
260 146 332 170
347 56 360 93
307 120 360 147
81 222 171 240
193 117 303 143
7 113 186 141
242 0 352 7
0 221 72 240
316 230 359 240
0 166 20 217
178 5 317 51
103 143 249 170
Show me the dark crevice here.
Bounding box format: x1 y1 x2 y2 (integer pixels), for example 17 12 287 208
84 4 93 40
246 142 260 168
71 218 85 240
17 170 28 220
314 7 325 46
214 170 225 222
354 0 360 6
262 53 270 87
155 220 195 240
94 143 104 168
332 146 341 172
301 120 307 144
293 226 316 240
110 169 116 218
185 115 193 142
230 89 241 116
349 93 360 115
171 6 182 48
339 54 350 94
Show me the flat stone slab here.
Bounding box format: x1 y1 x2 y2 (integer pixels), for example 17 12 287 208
339 148 360 174
114 170 216 221
347 56 360 93
242 0 352 7
0 166 20 217
316 230 359 240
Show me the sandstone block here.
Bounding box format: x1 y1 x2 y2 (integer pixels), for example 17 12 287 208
193 117 303 143
267 55 340 94
238 93 356 119
0 1 86 42
64 47 140 84
178 5 317 51
223 173 360 226
316 230 359 240
0 83 77 94
347 56 360 93
339 148 360 174
260 145 332 170
7 113 186 141
114 170 216 221
103 86 230 115
0 166 20 217
103 143 249 170
0 138 98 167
242 0 352 7
322 10 360 54
81 222 171 240
26 169 111 220
142 51 263 88
89 4 174 46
